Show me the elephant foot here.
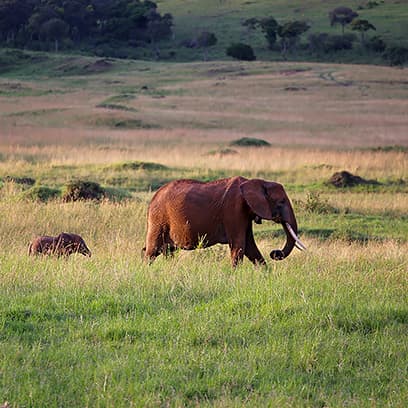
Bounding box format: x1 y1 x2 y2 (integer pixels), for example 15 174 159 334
270 249 285 260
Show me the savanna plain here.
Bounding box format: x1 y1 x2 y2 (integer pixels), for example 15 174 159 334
0 52 407 407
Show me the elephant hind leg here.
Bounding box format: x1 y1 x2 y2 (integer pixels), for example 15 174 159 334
144 226 165 262
144 225 176 263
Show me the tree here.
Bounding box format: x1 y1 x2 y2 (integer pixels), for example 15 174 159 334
277 20 310 57
62 1 95 42
329 7 358 35
27 5 58 41
145 9 173 59
241 17 258 42
197 31 217 60
258 17 278 49
0 0 34 42
350 18 376 45
40 17 69 51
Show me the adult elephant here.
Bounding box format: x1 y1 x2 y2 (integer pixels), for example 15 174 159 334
143 176 306 266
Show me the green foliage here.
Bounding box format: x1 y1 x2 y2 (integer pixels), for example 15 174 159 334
350 18 376 44
0 0 173 54
21 185 60 202
309 33 355 54
383 45 408 66
278 20 310 56
230 137 270 147
294 192 338 214
258 17 279 49
366 36 386 52
110 161 168 171
61 180 105 202
226 43 256 61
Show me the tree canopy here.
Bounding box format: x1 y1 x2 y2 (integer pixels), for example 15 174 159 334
0 0 172 53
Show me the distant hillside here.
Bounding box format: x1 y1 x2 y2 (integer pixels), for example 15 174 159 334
157 0 408 64
1 0 407 65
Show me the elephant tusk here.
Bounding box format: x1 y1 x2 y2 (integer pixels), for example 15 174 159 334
285 223 307 251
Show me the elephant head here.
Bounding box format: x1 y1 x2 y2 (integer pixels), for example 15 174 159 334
240 179 306 260
57 233 92 257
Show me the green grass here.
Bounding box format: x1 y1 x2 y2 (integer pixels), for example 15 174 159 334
1 244 407 407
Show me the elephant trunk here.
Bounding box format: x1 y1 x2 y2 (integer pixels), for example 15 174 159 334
270 203 305 260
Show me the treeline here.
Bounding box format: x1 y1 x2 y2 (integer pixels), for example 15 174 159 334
0 0 172 56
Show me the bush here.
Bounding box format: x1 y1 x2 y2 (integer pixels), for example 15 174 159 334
230 137 270 147
62 180 105 202
226 43 256 61
294 192 338 214
308 33 355 53
383 46 408 66
366 36 386 52
22 186 60 202
110 161 168 171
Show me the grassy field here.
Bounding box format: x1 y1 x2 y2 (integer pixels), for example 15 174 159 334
0 52 407 407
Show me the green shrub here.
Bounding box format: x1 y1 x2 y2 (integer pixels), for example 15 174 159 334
230 137 270 147
366 36 386 52
294 192 338 214
21 186 60 202
383 45 408 66
62 180 105 202
226 43 256 61
110 161 168 171
308 33 355 54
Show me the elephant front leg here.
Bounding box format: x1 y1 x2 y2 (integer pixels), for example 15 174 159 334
245 227 266 265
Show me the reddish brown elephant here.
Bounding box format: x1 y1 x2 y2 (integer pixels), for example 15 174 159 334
143 176 306 266
28 232 91 257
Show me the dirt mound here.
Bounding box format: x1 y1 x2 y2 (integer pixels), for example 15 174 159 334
62 180 105 202
86 59 113 72
230 137 270 147
328 171 379 187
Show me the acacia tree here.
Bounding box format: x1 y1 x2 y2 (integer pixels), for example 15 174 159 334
241 17 258 42
277 20 310 57
329 6 358 35
145 9 173 59
350 18 376 46
258 17 279 49
197 31 217 60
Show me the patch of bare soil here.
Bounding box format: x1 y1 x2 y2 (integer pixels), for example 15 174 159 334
85 58 114 72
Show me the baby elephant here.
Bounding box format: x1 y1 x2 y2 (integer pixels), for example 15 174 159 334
28 232 91 257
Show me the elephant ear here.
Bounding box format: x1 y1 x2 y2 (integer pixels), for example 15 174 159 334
240 179 273 220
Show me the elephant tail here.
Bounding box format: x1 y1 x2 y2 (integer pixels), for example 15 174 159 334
28 242 33 255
